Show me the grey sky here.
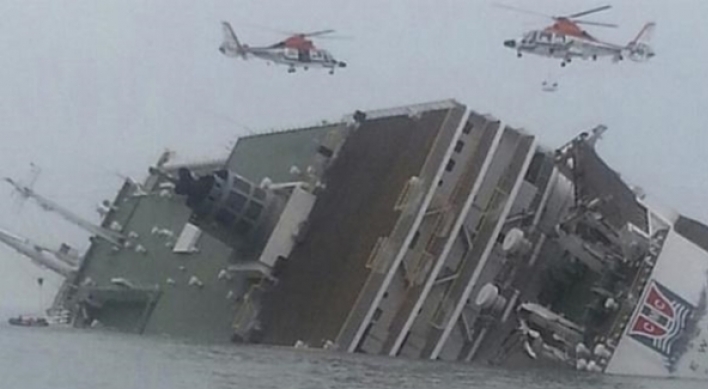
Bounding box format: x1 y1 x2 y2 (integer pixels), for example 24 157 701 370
1 0 706 312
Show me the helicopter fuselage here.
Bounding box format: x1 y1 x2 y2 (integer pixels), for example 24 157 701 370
219 22 348 73
246 46 346 70
504 30 625 63
498 5 655 66
504 24 655 66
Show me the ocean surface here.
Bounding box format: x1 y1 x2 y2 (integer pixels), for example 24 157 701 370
0 323 703 389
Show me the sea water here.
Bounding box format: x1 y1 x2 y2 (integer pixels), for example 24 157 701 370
0 323 702 389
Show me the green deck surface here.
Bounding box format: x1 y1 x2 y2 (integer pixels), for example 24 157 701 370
74 123 343 342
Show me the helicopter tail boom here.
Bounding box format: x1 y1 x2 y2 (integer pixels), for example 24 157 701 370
220 22 247 59
625 22 656 61
629 22 656 45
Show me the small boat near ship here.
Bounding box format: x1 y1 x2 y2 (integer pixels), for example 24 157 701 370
8 315 49 327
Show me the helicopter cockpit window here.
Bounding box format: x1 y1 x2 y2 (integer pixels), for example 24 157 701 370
284 48 298 59
522 32 536 43
310 50 323 60
552 34 566 43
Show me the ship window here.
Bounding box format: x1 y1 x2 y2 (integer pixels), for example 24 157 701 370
317 145 334 158
445 159 456 172
454 140 465 153
225 192 247 213
209 183 222 201
373 308 383 321
462 123 473 134
215 210 236 226
409 231 421 249
244 201 263 221
398 331 411 355
524 152 545 184
234 219 252 235
233 177 251 193
253 187 266 200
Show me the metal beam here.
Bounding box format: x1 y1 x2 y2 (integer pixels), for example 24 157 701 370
4 177 124 246
433 273 459 286
388 120 504 356
345 106 470 353
0 228 77 277
430 136 538 359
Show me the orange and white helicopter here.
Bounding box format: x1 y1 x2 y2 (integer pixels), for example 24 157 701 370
500 5 655 67
219 22 347 74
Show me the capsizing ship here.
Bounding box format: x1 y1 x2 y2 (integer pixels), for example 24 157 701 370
5 100 708 379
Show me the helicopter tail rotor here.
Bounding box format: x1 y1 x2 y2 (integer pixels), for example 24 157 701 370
220 21 248 59
629 21 656 46
625 22 656 62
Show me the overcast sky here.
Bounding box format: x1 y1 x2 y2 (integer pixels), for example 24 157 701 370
1 0 706 313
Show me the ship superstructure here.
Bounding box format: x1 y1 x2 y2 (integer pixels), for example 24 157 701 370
48 100 708 379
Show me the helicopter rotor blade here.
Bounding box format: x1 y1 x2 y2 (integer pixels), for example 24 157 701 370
567 5 612 19
311 34 353 41
236 21 294 35
574 20 618 28
230 20 343 40
299 29 336 38
492 3 553 18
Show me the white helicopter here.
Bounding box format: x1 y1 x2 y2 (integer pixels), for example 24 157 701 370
499 4 655 67
219 22 347 74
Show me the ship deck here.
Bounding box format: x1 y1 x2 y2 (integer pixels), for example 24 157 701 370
259 111 447 347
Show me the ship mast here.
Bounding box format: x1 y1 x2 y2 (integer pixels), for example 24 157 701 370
0 228 77 278
3 177 125 246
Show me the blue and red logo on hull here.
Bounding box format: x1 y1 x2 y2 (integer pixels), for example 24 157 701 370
628 280 694 357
